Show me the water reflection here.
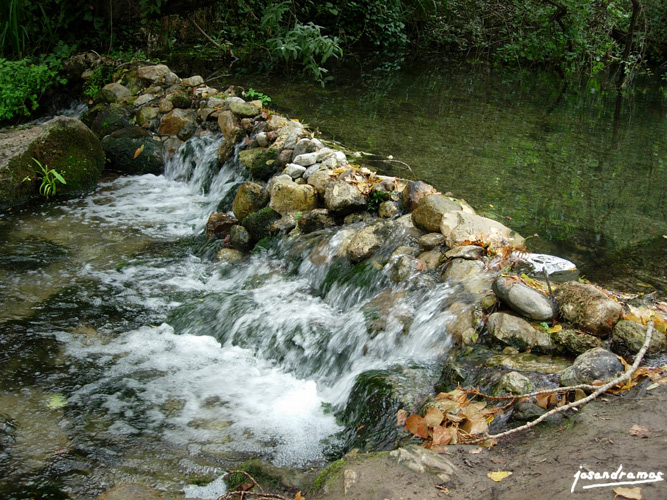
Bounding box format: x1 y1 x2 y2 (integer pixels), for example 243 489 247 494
214 60 666 295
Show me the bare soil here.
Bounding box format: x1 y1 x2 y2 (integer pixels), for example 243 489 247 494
312 382 667 500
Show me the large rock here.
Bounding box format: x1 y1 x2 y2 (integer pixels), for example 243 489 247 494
268 178 318 215
324 181 367 215
232 181 268 221
560 348 624 386
440 211 525 252
241 206 281 243
299 208 336 233
487 312 553 352
442 258 485 283
0 117 105 209
491 371 536 396
346 223 387 262
611 320 666 356
492 276 555 321
229 99 262 118
341 366 436 452
551 328 603 355
411 194 462 232
554 281 623 337
238 148 278 181
137 64 175 84
307 168 333 196
158 108 197 139
83 103 132 138
401 181 437 212
101 126 165 175
217 110 242 139
102 82 132 102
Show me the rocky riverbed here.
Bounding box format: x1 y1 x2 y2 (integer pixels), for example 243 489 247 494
1 61 665 499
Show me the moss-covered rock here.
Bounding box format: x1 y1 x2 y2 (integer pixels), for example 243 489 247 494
239 148 279 181
340 366 436 452
101 126 165 175
0 117 105 209
83 103 132 138
242 206 281 243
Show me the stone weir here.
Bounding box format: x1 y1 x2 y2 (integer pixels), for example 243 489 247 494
26 62 667 460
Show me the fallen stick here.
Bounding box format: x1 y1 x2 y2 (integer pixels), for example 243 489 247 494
468 322 655 443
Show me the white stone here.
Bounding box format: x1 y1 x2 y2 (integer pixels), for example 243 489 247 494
293 152 318 167
284 163 307 179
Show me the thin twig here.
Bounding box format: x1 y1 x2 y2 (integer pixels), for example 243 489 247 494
467 322 655 443
191 17 223 50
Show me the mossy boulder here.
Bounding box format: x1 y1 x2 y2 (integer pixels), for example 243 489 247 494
232 181 269 221
239 148 279 181
82 103 132 139
0 117 105 209
101 126 165 175
340 366 436 452
242 206 281 243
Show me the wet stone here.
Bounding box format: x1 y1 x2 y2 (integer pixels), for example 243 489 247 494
560 347 624 386
492 276 555 321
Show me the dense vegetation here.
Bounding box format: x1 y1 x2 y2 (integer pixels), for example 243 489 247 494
1 0 666 121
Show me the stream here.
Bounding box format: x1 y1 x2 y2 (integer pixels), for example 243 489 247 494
0 132 454 499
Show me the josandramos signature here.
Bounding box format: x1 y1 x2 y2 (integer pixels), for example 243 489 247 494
572 465 664 492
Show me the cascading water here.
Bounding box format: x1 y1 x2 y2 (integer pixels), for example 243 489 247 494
0 131 456 499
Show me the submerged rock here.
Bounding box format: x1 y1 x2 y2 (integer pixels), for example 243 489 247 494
554 281 623 337
560 347 624 386
216 248 245 263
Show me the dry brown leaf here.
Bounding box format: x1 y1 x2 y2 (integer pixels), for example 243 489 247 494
573 389 587 401
461 414 489 435
629 424 651 438
424 407 445 427
293 492 305 500
133 144 144 159
432 424 452 446
405 414 428 439
487 471 512 482
613 486 642 499
490 457 507 465
536 393 550 409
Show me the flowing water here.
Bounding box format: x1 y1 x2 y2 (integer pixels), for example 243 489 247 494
0 132 455 499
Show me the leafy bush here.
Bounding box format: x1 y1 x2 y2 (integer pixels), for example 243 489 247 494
0 57 66 122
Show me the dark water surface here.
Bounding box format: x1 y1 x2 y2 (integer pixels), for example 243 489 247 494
217 60 667 295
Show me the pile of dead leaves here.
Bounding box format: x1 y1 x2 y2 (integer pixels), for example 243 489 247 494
398 389 504 448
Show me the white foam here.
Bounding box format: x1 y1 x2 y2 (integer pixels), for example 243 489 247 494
60 324 341 466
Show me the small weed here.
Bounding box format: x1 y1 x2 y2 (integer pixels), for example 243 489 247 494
22 158 66 199
244 88 272 106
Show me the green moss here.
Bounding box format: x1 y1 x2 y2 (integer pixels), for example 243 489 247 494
311 458 345 492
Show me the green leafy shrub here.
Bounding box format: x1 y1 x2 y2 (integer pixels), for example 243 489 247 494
244 88 272 106
0 57 66 122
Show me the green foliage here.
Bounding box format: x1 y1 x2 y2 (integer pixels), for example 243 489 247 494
22 158 67 200
245 88 273 106
83 65 115 98
0 56 67 122
267 21 343 86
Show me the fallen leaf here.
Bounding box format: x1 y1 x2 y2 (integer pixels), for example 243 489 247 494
424 407 445 427
573 389 587 401
487 471 512 482
468 447 482 454
613 486 642 499
405 414 428 439
133 144 145 159
629 424 651 438
490 457 507 465
431 424 452 446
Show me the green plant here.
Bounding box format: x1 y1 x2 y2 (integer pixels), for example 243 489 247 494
83 64 114 98
0 57 66 122
22 158 66 199
244 88 272 106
